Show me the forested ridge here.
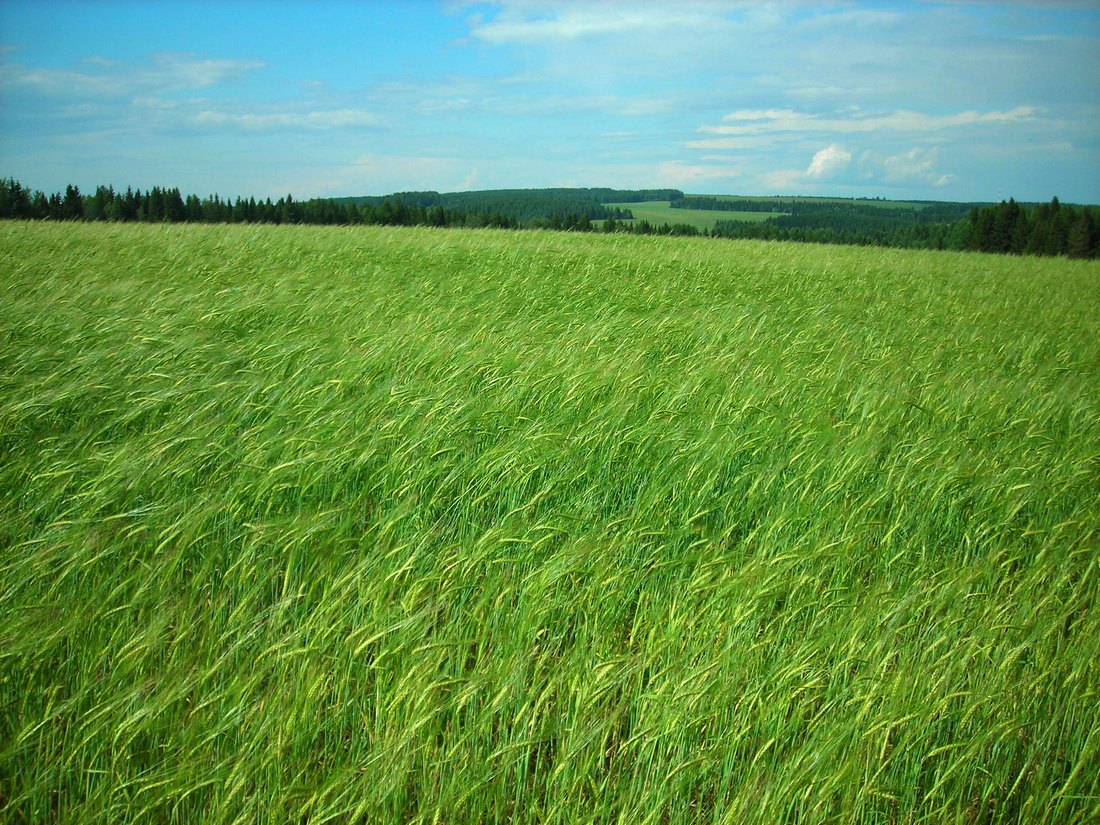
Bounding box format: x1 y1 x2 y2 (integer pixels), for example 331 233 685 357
1 178 1096 258
336 187 679 226
0 180 496 230
0 180 672 231
708 196 1099 257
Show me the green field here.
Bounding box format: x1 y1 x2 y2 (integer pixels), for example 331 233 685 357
604 200 781 229
2 222 1099 823
604 196 925 232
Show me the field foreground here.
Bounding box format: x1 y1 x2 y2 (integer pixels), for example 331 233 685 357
1 222 1098 823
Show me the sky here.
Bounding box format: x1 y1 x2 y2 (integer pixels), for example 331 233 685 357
1 0 1098 203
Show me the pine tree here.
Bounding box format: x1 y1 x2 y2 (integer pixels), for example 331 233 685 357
1067 210 1097 259
62 184 84 220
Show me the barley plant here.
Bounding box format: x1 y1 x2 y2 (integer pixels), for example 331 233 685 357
1 221 1098 823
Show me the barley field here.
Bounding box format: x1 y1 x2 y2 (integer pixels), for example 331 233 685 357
1 222 1098 823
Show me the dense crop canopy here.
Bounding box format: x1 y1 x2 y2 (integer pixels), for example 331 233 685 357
1 223 1098 823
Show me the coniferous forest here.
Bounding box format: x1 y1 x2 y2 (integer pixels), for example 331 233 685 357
0 180 655 233
1 178 1096 258
707 196 1099 258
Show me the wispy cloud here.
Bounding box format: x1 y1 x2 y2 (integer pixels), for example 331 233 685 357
654 160 741 187
467 2 729 44
3 52 265 98
193 109 381 131
701 106 1041 137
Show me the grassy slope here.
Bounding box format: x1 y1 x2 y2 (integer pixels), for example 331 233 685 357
2 222 1099 824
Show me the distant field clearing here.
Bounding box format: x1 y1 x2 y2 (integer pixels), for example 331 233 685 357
604 200 783 229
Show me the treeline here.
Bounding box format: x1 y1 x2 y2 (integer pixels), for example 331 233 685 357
2 178 1097 257
0 180 693 232
337 188 682 226
672 195 792 214
343 191 621 225
711 219 964 251
956 197 1098 257
711 200 973 249
0 176 703 239
711 197 1099 258
0 179 515 228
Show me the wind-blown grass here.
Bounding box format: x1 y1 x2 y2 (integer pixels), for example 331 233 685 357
1 221 1098 823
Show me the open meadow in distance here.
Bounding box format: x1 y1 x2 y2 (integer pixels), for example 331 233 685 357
2 221 1098 823
692 195 928 210
603 200 781 230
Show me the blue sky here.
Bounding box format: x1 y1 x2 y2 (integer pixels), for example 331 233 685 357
2 1 1098 202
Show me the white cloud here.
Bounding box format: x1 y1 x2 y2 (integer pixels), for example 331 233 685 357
806 144 851 179
882 147 936 182
858 146 955 188
752 144 851 191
